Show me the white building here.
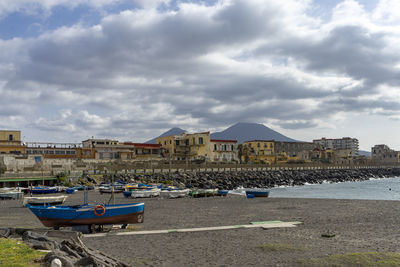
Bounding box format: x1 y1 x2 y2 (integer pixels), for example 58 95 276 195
313 137 359 156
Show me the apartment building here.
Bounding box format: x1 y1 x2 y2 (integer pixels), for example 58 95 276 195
371 144 400 164
82 139 134 160
209 139 238 162
313 137 359 156
241 140 275 164
0 130 26 154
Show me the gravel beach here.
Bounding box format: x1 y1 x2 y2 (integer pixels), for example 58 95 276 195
2 191 400 266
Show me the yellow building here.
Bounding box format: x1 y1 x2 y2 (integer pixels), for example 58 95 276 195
157 132 211 162
242 140 275 164
0 130 26 154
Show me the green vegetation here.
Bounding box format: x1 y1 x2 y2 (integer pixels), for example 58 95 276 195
300 252 400 267
0 238 46 267
256 242 305 252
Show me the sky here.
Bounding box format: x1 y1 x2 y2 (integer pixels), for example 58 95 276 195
0 0 399 151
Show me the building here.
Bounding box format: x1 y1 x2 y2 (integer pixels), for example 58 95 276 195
82 139 134 160
123 143 163 160
241 140 275 164
313 137 359 156
0 130 26 154
371 144 400 164
274 141 315 162
209 139 238 162
157 132 238 162
26 142 81 159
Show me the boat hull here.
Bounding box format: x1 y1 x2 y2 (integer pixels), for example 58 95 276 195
160 189 190 198
28 203 145 227
23 196 68 206
245 190 270 197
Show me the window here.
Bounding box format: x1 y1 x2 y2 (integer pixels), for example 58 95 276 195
214 144 217 151
231 145 234 151
193 137 195 144
176 140 180 146
199 137 203 144
224 144 227 151
8 134 13 141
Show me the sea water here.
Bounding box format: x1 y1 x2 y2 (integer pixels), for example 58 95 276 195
268 177 400 200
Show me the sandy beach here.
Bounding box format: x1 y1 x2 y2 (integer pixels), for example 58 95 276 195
1 191 400 266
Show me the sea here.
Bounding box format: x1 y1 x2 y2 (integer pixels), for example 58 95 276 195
231 177 400 201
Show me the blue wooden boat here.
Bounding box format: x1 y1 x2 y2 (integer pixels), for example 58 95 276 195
66 188 77 194
217 190 229 196
245 189 270 198
27 202 145 228
30 186 58 194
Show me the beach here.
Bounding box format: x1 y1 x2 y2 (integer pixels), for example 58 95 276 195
1 191 400 266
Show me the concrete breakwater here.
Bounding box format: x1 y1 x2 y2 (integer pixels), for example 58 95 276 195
105 167 400 190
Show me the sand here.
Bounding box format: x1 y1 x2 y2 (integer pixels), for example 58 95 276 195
1 191 400 266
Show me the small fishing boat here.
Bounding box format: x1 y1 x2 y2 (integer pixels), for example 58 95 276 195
125 188 161 198
217 190 229 197
245 189 270 198
27 202 145 228
0 188 23 200
23 195 68 206
30 186 58 194
66 188 77 194
160 188 190 198
99 185 124 194
190 189 218 198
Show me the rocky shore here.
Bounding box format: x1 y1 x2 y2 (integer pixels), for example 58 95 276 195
104 167 400 189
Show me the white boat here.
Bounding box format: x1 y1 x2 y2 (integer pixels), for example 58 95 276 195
22 195 68 206
160 189 190 198
130 188 161 198
0 188 23 200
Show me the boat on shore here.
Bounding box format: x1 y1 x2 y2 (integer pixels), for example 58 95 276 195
124 188 161 198
27 202 145 228
190 189 218 198
23 195 68 206
0 188 23 200
99 185 124 194
30 186 59 194
245 189 270 198
160 188 190 198
217 190 229 197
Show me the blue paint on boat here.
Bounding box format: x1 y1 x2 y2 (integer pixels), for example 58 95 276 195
66 188 76 194
245 190 270 197
217 190 229 196
27 202 145 227
30 187 58 194
123 191 132 198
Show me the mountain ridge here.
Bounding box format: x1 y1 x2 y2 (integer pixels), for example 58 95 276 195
146 122 298 144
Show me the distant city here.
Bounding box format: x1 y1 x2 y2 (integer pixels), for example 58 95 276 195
1 122 399 167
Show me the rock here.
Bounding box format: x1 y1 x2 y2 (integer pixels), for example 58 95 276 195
51 258 62 267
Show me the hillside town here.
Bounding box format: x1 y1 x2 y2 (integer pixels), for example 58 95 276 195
1 129 399 176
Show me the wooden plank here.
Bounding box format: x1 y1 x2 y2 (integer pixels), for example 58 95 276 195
84 221 301 238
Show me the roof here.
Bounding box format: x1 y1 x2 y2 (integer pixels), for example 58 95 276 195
210 139 237 143
124 142 162 148
244 140 275 143
0 177 57 182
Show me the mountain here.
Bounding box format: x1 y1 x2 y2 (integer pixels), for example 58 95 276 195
210 122 298 143
359 150 371 157
145 127 186 144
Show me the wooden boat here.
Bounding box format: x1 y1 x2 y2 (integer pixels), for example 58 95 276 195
0 188 23 200
23 195 68 206
99 185 124 194
27 202 145 228
245 189 270 198
30 186 58 194
217 190 229 196
160 188 190 198
66 188 77 194
190 189 218 198
125 188 161 198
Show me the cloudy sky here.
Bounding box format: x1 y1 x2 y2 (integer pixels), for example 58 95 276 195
0 0 399 150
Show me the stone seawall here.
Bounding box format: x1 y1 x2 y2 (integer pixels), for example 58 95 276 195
106 168 400 189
